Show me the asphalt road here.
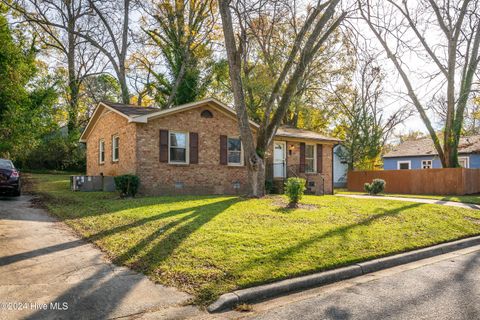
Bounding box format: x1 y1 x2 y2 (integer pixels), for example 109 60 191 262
241 246 480 320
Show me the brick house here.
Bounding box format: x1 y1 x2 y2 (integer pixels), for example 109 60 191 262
79 98 340 195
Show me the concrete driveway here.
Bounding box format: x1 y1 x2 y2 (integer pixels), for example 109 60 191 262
0 195 203 320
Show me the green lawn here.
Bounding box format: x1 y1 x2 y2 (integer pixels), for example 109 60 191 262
335 189 480 205
30 174 480 305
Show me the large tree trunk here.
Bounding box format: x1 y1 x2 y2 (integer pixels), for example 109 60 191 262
118 66 130 104
67 10 79 137
67 79 80 135
442 138 457 168
218 0 265 197
119 0 130 105
247 155 265 198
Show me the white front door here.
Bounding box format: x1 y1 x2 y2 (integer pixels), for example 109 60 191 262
273 141 286 178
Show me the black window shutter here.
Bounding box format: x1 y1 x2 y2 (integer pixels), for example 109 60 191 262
220 135 227 165
299 142 306 173
317 144 323 173
190 132 199 164
159 129 169 162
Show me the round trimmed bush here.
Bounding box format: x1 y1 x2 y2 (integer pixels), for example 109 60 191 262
364 178 386 195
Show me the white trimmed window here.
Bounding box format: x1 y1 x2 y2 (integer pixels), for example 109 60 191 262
169 131 188 164
397 160 411 170
112 135 119 162
227 137 243 166
458 156 469 168
421 160 432 169
305 144 316 173
99 139 105 164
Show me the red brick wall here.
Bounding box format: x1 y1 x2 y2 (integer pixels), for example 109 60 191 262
265 140 334 194
86 109 137 176
135 103 250 195
321 144 334 194
85 103 335 195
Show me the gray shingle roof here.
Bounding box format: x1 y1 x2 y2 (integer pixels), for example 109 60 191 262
276 126 341 142
383 135 480 158
102 102 340 142
103 101 160 117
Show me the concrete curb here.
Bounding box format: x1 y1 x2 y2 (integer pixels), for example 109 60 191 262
207 235 480 313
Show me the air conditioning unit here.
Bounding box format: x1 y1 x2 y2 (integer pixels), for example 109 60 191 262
70 176 116 192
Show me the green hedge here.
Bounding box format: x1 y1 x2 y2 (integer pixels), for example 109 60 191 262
114 174 140 198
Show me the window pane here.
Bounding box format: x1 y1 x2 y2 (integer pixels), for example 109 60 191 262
399 163 409 169
306 159 315 172
228 138 241 151
112 137 119 161
170 148 186 162
99 141 105 162
228 151 241 164
306 145 315 158
422 160 431 169
170 132 186 148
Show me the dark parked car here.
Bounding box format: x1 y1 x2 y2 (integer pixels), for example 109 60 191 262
0 159 21 197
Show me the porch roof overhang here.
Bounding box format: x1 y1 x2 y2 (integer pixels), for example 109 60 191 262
274 126 342 144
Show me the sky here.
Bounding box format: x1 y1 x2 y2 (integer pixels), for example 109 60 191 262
347 2 442 139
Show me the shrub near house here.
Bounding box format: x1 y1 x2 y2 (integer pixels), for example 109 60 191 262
114 174 140 198
285 177 306 207
79 98 340 195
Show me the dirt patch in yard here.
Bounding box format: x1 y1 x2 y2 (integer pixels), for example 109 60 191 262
465 216 480 225
268 196 318 211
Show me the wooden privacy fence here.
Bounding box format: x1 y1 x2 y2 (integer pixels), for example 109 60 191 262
347 168 480 195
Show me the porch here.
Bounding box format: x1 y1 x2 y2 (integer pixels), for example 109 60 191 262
266 163 327 195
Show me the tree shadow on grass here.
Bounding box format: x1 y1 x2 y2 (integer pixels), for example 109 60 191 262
236 202 424 287
47 193 230 220
112 197 241 269
0 197 240 268
5 197 240 319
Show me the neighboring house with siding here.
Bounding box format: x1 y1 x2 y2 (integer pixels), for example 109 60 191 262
383 136 480 170
79 98 340 195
